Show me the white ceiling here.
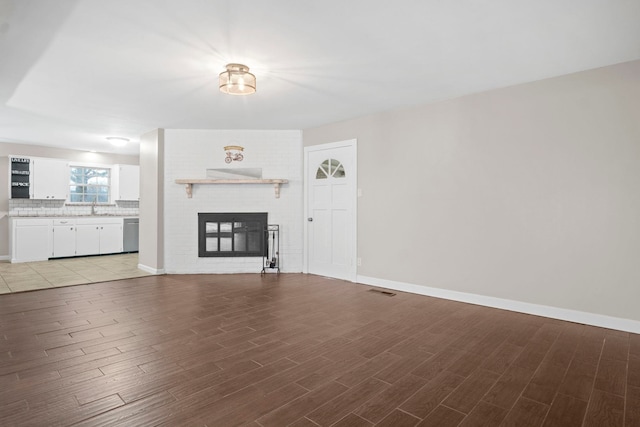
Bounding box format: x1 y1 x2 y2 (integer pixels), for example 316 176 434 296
1 0 639 155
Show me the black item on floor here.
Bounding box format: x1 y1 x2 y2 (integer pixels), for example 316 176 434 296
262 224 280 274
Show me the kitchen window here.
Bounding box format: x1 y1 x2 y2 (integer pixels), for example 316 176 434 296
69 166 111 203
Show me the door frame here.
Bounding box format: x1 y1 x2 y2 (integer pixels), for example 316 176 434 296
303 139 358 282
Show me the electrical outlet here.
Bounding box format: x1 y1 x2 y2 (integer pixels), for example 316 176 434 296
357 257 362 266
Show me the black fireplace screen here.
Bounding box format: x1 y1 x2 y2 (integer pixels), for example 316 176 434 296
198 212 267 257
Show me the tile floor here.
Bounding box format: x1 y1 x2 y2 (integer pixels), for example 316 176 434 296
0 253 151 293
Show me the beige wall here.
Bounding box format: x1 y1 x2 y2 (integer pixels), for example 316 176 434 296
0 142 138 257
304 60 640 322
138 129 164 272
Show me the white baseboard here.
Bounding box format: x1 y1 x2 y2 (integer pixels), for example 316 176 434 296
0 255 9 261
163 268 302 274
138 264 165 275
357 275 640 334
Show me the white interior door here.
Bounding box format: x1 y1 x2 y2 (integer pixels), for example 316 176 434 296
305 140 357 281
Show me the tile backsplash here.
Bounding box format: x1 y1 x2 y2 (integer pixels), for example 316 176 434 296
9 199 139 217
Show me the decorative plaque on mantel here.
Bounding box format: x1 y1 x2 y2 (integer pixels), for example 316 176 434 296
206 168 263 180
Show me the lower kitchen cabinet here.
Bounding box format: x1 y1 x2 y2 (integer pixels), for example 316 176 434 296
10 218 51 263
76 218 123 256
75 224 100 256
10 217 127 262
52 219 76 258
99 223 124 254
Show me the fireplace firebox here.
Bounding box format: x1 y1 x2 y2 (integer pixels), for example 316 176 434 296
198 212 267 257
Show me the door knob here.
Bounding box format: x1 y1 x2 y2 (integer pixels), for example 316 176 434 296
307 218 313 222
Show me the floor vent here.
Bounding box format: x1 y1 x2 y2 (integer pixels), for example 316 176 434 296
368 288 396 297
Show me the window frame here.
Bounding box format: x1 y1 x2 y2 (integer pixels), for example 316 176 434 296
316 158 346 180
68 163 112 204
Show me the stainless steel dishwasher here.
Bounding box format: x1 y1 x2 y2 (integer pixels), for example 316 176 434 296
123 218 139 252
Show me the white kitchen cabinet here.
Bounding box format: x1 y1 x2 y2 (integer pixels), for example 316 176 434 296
76 218 123 256
9 156 33 199
32 158 69 200
113 164 140 200
99 223 124 254
51 219 76 258
10 216 127 263
75 224 100 256
10 218 51 263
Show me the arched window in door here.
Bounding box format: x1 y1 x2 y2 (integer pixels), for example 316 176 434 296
316 159 346 179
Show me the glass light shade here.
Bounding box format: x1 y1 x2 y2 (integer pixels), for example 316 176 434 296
106 137 129 147
219 63 256 95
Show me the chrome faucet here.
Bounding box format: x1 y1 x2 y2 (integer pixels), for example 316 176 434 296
91 200 97 215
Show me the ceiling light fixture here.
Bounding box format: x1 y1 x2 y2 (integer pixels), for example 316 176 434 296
219 63 256 95
106 137 130 147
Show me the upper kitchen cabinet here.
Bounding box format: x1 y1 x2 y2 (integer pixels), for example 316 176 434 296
9 157 32 199
112 164 140 200
32 158 70 200
9 156 68 200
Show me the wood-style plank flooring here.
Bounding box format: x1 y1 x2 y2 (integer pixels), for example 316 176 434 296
0 273 638 426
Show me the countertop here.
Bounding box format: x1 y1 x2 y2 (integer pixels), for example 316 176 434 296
8 214 139 218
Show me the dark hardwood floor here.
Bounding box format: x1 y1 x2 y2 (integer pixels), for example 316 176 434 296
0 273 638 426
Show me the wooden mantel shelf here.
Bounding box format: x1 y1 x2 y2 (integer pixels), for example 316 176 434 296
175 179 289 198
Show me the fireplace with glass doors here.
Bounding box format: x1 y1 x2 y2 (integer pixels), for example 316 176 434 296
198 212 267 257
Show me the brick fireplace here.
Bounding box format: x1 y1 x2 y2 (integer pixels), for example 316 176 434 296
163 129 303 274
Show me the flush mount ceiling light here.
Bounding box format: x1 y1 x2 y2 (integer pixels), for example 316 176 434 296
106 137 130 147
219 63 256 95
